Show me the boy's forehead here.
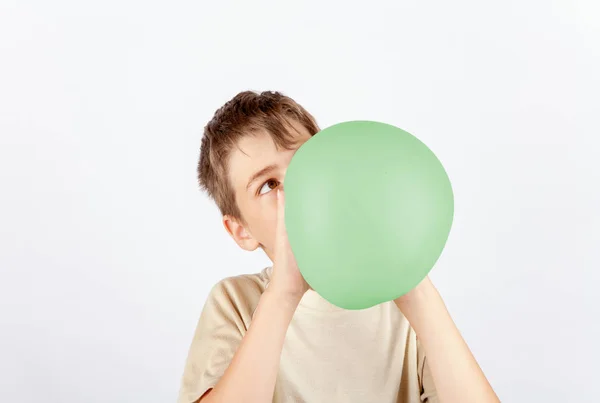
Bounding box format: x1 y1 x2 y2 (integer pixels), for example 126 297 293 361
229 131 278 183
228 125 311 192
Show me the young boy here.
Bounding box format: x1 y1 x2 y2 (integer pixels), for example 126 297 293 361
177 91 499 403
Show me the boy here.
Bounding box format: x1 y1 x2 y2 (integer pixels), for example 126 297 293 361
178 91 499 403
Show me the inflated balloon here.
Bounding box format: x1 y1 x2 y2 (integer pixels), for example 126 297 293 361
284 120 454 310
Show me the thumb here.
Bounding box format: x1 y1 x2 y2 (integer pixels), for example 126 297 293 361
276 188 286 239
275 188 292 256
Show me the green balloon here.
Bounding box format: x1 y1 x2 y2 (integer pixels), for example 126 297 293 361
284 121 454 310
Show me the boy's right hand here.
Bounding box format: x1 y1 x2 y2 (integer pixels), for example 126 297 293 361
199 188 309 403
268 188 309 301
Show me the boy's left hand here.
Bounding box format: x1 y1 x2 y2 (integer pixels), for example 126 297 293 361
393 275 501 403
393 275 434 311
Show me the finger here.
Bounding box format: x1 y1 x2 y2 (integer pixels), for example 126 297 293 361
274 189 287 257
276 188 285 236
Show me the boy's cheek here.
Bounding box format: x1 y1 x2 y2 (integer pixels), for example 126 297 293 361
258 211 279 244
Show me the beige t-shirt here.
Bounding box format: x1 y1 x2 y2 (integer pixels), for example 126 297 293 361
178 267 438 403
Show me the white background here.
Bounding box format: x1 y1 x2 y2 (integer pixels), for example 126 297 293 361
1 1 598 402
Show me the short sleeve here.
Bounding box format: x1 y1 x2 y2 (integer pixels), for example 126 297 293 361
176 276 263 403
417 338 439 403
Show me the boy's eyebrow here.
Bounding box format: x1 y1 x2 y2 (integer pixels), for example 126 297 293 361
246 164 279 191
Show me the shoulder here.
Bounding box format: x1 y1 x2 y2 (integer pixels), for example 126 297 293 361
177 268 272 403
210 265 271 299
202 266 272 329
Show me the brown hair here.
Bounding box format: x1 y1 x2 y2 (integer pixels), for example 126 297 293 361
197 90 320 221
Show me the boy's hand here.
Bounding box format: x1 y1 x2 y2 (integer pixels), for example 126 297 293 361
393 277 501 403
268 189 309 300
201 190 308 403
393 275 433 310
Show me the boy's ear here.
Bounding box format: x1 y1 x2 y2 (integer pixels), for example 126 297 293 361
223 214 260 252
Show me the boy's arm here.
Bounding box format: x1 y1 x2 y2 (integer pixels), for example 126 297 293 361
200 189 308 403
394 277 500 403
200 289 301 403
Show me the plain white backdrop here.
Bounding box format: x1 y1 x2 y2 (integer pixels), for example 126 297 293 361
1 0 598 402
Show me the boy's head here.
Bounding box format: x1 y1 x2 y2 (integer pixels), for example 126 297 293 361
198 90 320 261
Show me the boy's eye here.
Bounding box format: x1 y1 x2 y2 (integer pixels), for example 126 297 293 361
258 179 280 195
